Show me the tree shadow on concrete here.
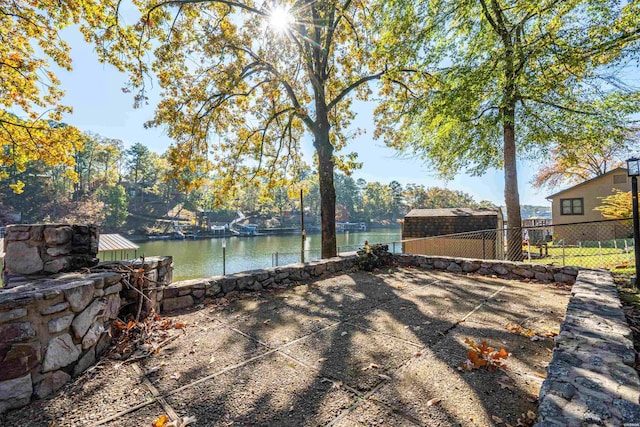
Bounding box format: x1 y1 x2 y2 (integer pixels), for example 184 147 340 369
152 268 568 426
0 267 570 427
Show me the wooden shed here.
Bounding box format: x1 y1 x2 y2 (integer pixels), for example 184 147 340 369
402 208 504 259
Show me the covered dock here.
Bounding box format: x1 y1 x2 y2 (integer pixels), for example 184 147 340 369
98 234 139 261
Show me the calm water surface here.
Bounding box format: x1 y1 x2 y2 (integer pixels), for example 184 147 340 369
135 229 402 281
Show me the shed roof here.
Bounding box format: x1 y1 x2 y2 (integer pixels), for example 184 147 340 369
546 167 628 199
405 208 501 218
98 234 139 252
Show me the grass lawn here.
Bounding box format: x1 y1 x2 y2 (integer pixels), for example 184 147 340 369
523 243 636 274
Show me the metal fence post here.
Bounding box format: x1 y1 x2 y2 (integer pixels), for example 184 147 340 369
562 240 565 266
222 245 226 275
276 251 279 267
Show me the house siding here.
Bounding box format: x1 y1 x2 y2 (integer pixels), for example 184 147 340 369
548 170 631 245
550 172 631 225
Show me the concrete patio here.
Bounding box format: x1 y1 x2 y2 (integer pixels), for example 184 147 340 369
1 267 571 426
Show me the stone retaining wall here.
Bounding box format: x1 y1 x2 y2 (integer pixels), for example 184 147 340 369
536 270 640 425
161 254 579 313
394 254 579 283
161 255 359 312
0 257 172 414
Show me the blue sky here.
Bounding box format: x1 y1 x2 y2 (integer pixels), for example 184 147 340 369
55 27 562 207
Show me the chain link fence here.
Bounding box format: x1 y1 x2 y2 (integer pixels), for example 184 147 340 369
519 218 634 272
272 218 636 274
401 218 635 273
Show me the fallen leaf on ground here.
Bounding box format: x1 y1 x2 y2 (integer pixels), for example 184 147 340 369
426 398 441 406
263 319 271 325
533 372 547 379
492 415 504 424
152 415 168 427
378 374 392 381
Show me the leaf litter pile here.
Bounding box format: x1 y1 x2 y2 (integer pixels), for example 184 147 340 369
106 313 187 362
458 338 510 372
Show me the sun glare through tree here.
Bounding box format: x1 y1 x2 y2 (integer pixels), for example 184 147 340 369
268 4 293 34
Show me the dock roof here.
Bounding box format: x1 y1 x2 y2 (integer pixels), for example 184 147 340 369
98 234 139 252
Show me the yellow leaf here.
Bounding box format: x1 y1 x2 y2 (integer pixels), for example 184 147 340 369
152 415 168 427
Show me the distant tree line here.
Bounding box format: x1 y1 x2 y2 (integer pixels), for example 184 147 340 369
0 133 179 229
0 132 497 232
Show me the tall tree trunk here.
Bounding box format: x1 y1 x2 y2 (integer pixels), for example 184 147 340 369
503 102 522 261
314 106 337 259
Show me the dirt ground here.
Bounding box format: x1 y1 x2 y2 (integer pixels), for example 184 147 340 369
2 267 571 427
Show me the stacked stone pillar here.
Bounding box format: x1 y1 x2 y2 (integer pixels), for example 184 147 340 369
2 224 99 285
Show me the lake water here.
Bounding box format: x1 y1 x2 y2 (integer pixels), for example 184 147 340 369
134 229 402 281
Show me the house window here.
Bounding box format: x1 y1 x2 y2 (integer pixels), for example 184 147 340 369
613 174 627 184
560 198 584 215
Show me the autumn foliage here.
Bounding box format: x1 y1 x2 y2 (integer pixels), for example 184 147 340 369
0 1 110 190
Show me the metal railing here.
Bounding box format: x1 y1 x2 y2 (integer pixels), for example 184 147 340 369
271 218 636 273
